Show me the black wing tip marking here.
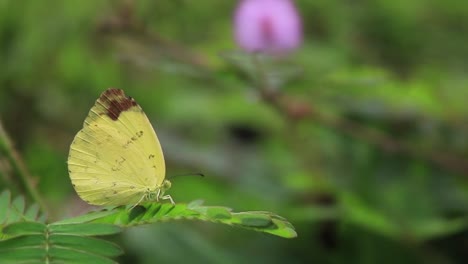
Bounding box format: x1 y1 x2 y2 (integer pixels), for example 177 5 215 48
98 88 138 121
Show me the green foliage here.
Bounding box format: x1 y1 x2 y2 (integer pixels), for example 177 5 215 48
0 191 122 264
0 190 296 263
57 200 297 239
0 190 45 231
340 192 468 241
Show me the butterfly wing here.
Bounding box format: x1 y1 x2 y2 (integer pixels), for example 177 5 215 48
67 88 166 206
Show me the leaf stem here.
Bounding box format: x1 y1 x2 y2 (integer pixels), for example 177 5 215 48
0 120 49 215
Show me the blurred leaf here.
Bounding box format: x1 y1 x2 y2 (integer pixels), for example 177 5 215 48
341 192 399 238
0 190 45 228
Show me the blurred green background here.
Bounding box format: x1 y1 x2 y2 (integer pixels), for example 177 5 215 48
1 0 468 263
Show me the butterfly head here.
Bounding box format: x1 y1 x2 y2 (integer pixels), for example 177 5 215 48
144 179 173 203
161 179 172 192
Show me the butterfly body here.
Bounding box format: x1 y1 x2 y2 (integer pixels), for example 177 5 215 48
67 88 173 206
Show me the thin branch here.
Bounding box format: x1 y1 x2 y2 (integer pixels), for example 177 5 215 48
250 55 468 175
0 157 20 194
95 0 210 70
0 120 49 214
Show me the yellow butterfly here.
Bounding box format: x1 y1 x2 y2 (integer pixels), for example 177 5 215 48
67 88 174 206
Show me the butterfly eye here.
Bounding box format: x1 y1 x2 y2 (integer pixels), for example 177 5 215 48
162 180 172 190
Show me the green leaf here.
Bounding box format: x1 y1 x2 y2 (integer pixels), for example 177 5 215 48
48 247 118 264
48 223 122 236
0 190 296 264
0 247 46 264
37 213 47 223
24 204 40 221
233 212 273 227
341 193 398 237
0 191 120 263
0 234 45 250
412 218 468 240
69 201 297 239
0 190 45 227
3 222 46 236
53 209 118 225
9 196 26 223
50 235 123 257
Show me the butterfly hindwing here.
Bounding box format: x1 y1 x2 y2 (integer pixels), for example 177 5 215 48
68 89 166 206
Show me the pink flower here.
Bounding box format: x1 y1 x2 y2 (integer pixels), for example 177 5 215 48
234 0 302 54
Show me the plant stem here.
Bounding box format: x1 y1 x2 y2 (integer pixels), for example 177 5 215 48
0 120 49 215
251 54 283 109
249 54 468 175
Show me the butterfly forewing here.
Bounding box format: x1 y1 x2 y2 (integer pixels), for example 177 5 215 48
67 89 166 206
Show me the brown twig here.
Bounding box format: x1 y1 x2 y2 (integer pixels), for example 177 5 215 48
0 120 49 214
96 0 210 70
251 56 468 175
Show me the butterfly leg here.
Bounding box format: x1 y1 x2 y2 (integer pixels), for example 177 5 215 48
129 194 146 210
155 186 174 204
161 195 175 205
155 189 161 202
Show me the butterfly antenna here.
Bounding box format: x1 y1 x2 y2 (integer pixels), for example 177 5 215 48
169 173 205 179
